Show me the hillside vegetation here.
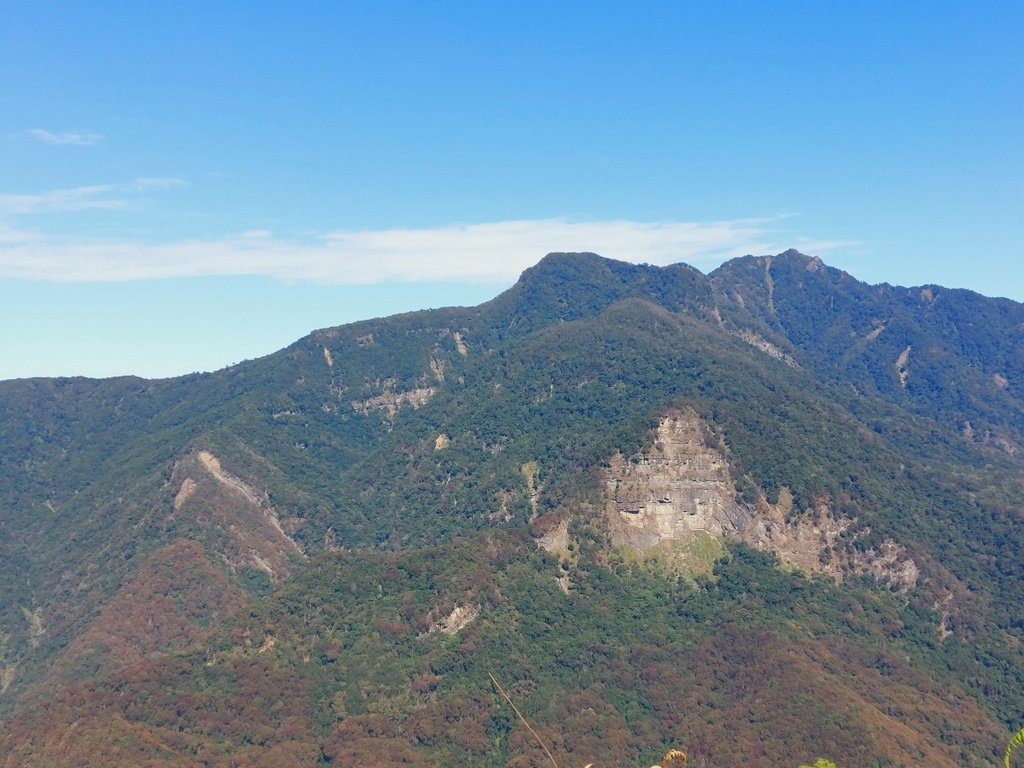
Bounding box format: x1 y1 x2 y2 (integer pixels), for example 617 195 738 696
0 251 1021 766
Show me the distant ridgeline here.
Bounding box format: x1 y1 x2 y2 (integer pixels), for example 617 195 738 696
0 251 1022 766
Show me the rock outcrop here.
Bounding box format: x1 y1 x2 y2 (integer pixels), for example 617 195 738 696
350 387 435 418
603 411 918 589
606 411 749 549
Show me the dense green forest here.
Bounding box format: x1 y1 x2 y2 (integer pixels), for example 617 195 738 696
0 252 1021 766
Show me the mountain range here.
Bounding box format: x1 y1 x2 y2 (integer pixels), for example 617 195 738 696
0 250 1021 767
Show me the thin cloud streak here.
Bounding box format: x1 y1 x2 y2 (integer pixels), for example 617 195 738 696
0 224 41 244
0 185 123 215
131 177 188 191
0 178 187 215
0 217 850 283
28 128 103 146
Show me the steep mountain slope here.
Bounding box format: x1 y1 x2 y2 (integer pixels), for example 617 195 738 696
709 250 1024 449
0 541 1011 767
0 252 1021 766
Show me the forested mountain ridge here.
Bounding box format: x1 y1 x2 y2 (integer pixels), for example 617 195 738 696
0 252 1021 766
709 250 1024 447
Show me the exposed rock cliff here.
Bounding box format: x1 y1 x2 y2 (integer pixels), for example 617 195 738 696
167 449 306 582
350 386 436 418
604 411 918 589
606 411 750 548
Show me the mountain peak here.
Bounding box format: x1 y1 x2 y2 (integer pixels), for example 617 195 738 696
777 248 811 259
774 248 827 272
711 249 831 281
480 252 713 343
536 250 606 266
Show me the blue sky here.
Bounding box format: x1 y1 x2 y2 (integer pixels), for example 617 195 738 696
2 2 1021 379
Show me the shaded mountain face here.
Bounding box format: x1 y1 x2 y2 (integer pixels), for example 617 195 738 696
0 251 1021 766
710 250 1024 448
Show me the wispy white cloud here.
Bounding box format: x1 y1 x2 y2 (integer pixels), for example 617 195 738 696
130 177 188 191
0 178 187 216
0 223 41 244
0 185 123 215
319 218 782 282
0 216 851 283
28 128 103 146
